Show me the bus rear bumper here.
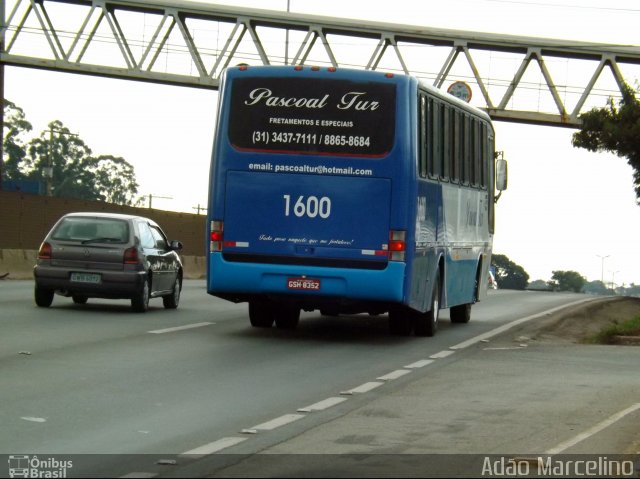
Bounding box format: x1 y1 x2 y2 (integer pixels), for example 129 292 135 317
207 253 405 303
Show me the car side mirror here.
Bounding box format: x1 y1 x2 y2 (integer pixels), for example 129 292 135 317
169 240 183 251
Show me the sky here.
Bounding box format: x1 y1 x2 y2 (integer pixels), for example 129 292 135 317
3 0 640 286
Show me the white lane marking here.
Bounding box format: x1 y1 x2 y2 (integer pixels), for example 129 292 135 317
250 414 305 431
181 437 247 457
483 346 526 351
341 381 384 395
377 369 412 381
21 416 46 423
545 403 640 454
148 322 213 334
450 298 596 350
298 397 348 412
405 359 435 369
430 350 455 359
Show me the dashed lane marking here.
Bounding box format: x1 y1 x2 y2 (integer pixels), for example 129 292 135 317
148 322 213 334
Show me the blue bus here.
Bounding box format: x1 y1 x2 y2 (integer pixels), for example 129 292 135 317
207 65 507 336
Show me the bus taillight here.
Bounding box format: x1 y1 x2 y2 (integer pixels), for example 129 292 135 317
389 230 406 261
210 221 224 252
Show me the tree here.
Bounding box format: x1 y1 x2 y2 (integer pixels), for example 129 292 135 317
527 279 550 291
491 254 529 290
2 99 33 181
581 280 611 296
572 83 640 202
23 120 140 205
548 270 586 293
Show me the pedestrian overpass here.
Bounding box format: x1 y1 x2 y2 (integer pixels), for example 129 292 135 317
2 0 640 127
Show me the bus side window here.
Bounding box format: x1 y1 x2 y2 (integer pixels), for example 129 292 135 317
463 115 471 186
419 95 427 178
429 100 441 179
451 110 460 184
441 106 450 181
473 119 481 187
478 123 487 190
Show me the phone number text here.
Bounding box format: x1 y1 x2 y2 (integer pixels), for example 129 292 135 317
252 131 371 147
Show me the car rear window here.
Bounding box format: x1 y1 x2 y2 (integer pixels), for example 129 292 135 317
51 217 130 244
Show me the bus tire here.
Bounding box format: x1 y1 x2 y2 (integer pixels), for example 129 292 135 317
389 308 413 336
450 303 471 323
249 301 275 328
414 273 440 337
274 304 300 330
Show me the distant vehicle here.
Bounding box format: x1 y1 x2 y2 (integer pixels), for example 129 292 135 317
33 212 183 312
206 65 507 336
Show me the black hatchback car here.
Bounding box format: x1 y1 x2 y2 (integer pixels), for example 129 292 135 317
33 212 183 312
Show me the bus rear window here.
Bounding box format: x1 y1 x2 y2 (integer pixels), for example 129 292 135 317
228 77 396 157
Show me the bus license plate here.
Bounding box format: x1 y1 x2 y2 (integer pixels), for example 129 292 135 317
287 277 321 291
70 272 101 284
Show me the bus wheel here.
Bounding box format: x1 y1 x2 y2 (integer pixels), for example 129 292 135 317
450 303 471 323
414 274 440 337
249 301 275 328
274 304 300 330
389 308 413 336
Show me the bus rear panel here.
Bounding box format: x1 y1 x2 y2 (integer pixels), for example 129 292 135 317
207 65 497 334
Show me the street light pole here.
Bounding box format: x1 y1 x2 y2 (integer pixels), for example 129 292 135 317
610 270 619 291
596 254 609 284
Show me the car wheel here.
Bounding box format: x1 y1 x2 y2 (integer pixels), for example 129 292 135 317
249 301 274 328
72 295 88 305
131 277 150 313
163 276 181 309
35 284 54 307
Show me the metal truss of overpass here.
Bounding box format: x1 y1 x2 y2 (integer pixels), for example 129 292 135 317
2 0 640 127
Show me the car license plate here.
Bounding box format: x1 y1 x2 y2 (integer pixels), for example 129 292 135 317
287 277 321 290
70 272 101 284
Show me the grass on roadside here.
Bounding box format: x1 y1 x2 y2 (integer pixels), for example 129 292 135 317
588 315 640 344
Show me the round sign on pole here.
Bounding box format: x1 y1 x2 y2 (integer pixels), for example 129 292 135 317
447 81 472 102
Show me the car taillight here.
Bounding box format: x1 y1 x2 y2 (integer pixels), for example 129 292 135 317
38 242 52 260
123 247 139 264
389 230 406 261
210 220 224 252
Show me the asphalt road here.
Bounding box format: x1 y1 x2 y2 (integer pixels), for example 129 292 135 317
1 280 636 477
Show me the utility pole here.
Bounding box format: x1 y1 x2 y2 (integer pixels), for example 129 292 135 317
0 0 5 191
192 204 207 215
45 127 79 196
147 194 172 209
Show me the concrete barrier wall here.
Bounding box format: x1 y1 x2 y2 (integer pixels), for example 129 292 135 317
0 191 206 280
0 249 206 280
0 190 206 255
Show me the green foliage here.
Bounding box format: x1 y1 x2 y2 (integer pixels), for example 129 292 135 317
2 99 33 181
589 315 640 344
548 270 586 293
2 103 140 206
581 280 612 296
491 253 529 290
526 279 551 291
572 83 640 202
